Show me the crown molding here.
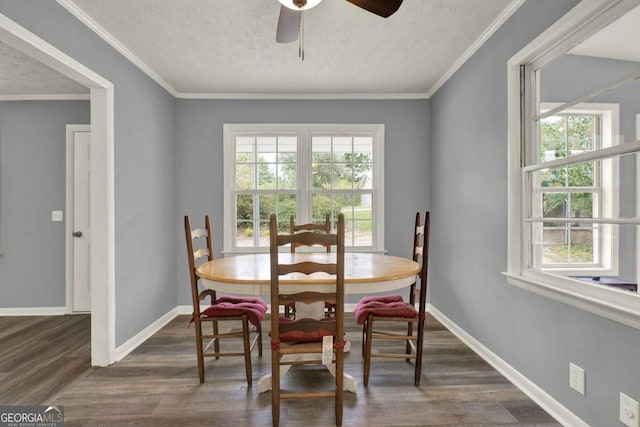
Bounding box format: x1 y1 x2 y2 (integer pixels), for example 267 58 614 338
176 92 429 100
425 0 527 98
56 0 179 97
0 93 89 101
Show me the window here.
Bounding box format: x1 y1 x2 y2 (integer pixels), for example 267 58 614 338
223 124 384 253
533 104 619 275
506 0 640 330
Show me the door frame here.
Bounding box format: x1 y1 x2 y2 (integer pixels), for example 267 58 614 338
0 13 115 366
66 124 92 313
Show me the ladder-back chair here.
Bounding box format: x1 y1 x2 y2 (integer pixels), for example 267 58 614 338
353 211 430 386
184 215 267 384
269 213 345 426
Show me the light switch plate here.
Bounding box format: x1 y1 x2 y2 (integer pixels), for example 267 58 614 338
620 392 640 427
51 210 64 222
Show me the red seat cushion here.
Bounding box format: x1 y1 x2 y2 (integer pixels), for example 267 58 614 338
197 296 267 327
354 294 417 325
277 317 336 343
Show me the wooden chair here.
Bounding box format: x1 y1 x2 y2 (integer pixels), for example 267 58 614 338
269 213 345 427
284 213 335 318
353 211 430 386
184 215 267 384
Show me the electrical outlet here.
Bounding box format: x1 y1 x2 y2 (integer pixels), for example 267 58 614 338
569 362 585 395
620 392 640 427
51 210 64 222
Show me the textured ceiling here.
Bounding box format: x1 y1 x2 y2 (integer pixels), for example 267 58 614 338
62 0 514 97
0 40 88 96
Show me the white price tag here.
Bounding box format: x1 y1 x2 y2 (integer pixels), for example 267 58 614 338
322 335 333 366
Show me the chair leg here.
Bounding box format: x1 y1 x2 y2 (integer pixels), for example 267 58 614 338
415 317 425 386
363 314 373 387
361 321 366 358
241 314 253 386
271 350 281 427
194 320 205 384
257 323 263 357
213 320 220 360
405 320 414 362
335 346 344 426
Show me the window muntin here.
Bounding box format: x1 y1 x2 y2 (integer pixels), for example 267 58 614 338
224 124 384 253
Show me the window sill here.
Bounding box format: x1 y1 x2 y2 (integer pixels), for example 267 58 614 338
503 270 640 330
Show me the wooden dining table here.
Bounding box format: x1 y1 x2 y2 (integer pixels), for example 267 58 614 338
196 252 420 392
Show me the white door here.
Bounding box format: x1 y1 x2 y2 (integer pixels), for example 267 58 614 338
67 125 91 312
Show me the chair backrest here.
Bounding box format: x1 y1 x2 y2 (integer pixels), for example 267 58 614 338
410 212 430 315
270 213 345 342
184 215 214 314
289 213 331 253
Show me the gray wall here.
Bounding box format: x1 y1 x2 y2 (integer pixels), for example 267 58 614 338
0 1 177 346
542 54 640 281
429 0 640 426
0 101 89 306
175 99 430 305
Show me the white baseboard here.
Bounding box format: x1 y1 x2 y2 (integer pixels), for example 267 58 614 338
427 304 588 427
0 307 67 316
113 306 179 362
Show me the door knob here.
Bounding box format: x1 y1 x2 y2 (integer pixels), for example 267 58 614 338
72 231 83 238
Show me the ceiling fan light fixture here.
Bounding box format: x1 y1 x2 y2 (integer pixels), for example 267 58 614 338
278 0 322 11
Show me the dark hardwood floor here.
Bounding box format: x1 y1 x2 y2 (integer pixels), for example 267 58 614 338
0 313 559 426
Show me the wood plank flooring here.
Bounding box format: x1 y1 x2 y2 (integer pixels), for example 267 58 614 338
0 313 559 426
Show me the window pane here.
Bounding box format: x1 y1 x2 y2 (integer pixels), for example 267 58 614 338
570 228 594 263
354 220 372 246
570 193 593 218
257 137 277 163
353 162 373 189
277 194 296 219
258 163 277 189
539 114 598 163
258 221 270 247
312 193 333 219
236 164 254 190
236 194 253 220
312 136 332 163
236 221 254 247
333 137 352 162
278 163 296 189
542 192 567 223
333 163 352 189
236 136 254 162
313 164 332 190
567 115 595 152
259 195 274 221
540 115 567 162
542 228 569 264
567 162 594 187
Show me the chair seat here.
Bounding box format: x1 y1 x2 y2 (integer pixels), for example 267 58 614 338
278 317 337 343
200 296 268 326
354 294 417 325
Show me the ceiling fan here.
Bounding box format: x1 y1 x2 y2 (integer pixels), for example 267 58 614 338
276 0 404 44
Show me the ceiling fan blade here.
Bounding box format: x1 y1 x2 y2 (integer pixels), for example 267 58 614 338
346 0 403 18
276 5 301 43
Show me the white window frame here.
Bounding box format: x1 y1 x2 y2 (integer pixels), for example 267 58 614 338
223 123 385 254
505 0 640 331
533 103 619 275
